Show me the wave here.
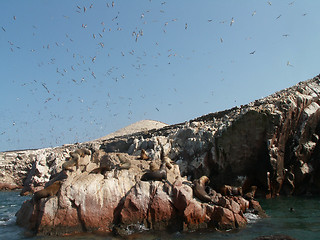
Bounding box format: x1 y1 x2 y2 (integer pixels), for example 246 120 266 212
0 216 16 226
244 212 260 223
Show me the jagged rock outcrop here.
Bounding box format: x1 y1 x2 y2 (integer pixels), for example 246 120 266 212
16 152 257 236
4 74 320 235
96 75 320 197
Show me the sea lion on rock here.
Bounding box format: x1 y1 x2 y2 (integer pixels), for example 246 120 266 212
117 153 131 170
193 176 213 203
141 159 172 181
139 149 150 160
62 148 91 171
281 168 295 196
162 156 173 169
220 185 243 196
33 181 62 202
149 162 158 172
90 166 112 174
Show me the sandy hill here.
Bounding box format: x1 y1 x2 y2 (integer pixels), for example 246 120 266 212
96 120 168 141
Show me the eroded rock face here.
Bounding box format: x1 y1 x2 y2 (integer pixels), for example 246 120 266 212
3 76 320 197
16 162 258 236
5 75 320 235
97 75 320 197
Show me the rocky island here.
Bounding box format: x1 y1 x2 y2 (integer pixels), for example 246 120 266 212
2 74 320 236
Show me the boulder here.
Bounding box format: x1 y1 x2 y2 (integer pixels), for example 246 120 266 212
16 164 258 236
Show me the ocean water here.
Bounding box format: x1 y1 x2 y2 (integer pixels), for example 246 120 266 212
0 191 319 240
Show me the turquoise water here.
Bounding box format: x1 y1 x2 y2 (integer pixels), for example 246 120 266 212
1 191 319 240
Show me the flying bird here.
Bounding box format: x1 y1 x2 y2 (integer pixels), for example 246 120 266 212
230 17 234 26
252 11 256 16
185 23 188 29
41 83 50 94
44 98 52 103
267 1 272 6
276 15 282 20
91 71 96 79
249 51 256 55
287 61 294 67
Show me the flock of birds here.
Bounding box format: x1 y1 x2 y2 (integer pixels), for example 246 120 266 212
0 0 309 151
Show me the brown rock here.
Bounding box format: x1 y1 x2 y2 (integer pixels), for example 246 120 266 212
172 181 193 212
213 206 235 230
228 199 241 214
234 212 247 228
183 199 207 230
250 199 267 218
233 196 250 212
120 181 151 227
149 186 178 230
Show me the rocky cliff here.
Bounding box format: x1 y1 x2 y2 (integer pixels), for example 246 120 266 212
15 154 258 236
94 74 320 197
3 74 320 236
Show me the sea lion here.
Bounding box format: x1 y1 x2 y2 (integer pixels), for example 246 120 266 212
62 148 91 171
162 156 173 169
149 161 158 172
33 181 62 202
141 159 171 181
281 168 295 195
244 185 257 200
220 185 243 196
117 153 131 170
140 149 150 160
90 166 112 174
193 176 213 203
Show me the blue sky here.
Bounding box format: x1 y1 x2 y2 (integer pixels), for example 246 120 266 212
1 0 320 151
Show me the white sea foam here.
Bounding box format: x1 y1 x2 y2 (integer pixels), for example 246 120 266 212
125 223 149 235
0 215 16 226
244 212 260 223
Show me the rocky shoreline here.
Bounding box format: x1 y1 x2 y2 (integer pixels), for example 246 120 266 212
2 74 320 236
